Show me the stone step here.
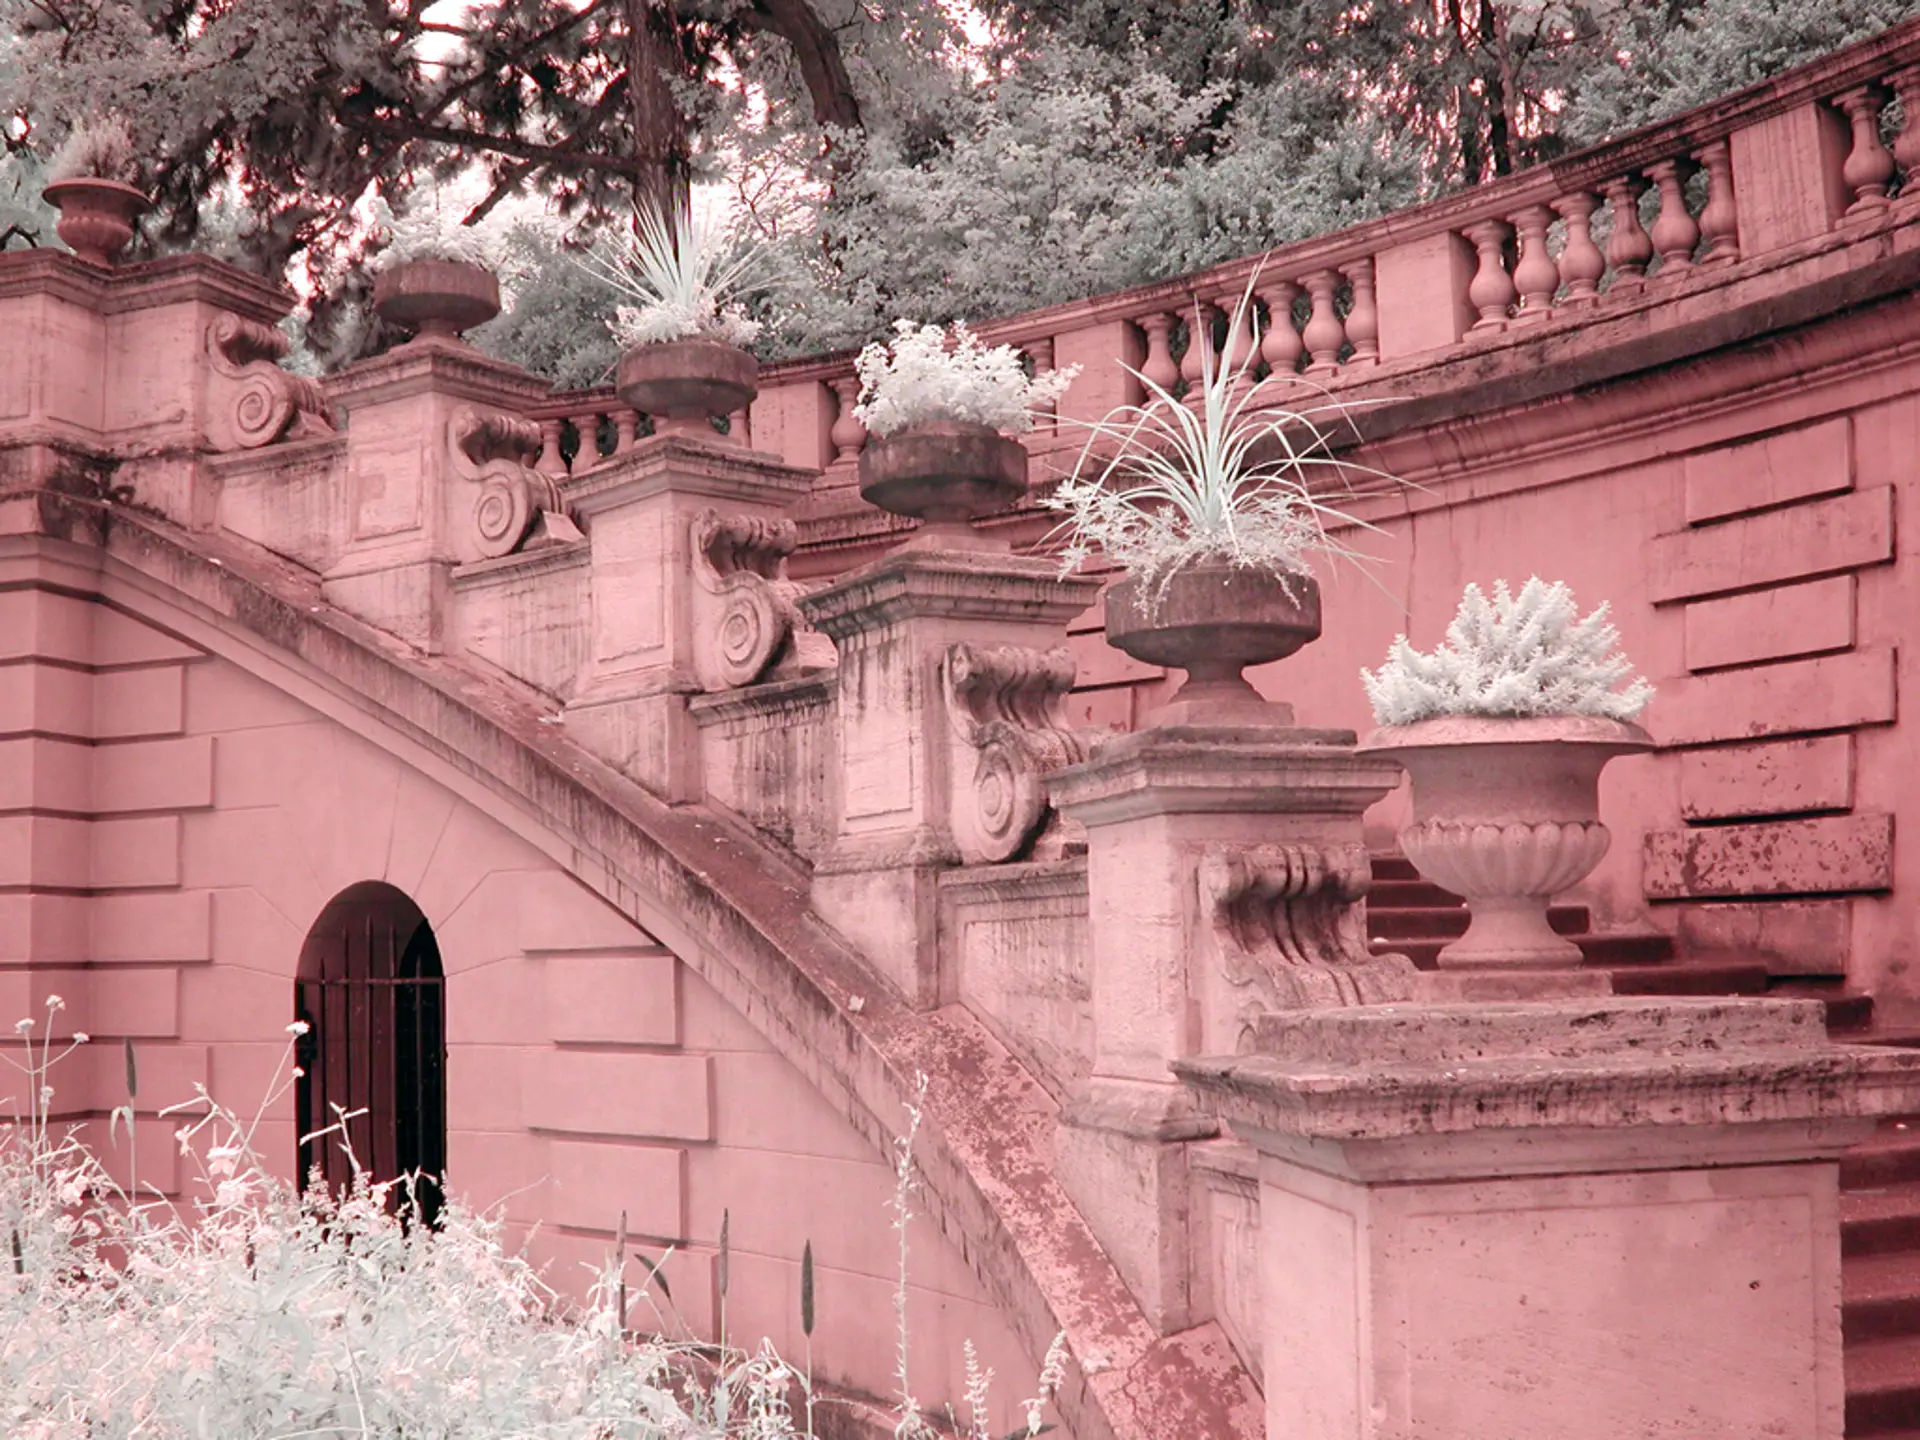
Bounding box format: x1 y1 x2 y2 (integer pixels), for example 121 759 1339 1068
1370 855 1423 883
1366 903 1590 940
1845 1336 1920 1434
1846 1190 1920 1259
1366 877 1464 909
1846 1253 1920 1344
1843 1127 1920 1191
1605 959 1771 996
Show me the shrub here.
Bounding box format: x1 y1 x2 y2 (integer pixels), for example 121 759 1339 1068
46 117 140 186
853 321 1077 438
1361 577 1654 726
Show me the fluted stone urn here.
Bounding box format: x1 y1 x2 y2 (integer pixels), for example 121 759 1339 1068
1358 714 1654 969
373 258 501 341
43 178 150 266
858 419 1027 549
615 336 758 438
1106 563 1321 719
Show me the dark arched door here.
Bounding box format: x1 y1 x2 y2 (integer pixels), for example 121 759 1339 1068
295 882 446 1222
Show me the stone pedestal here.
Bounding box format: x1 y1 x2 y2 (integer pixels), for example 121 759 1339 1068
322 339 554 652
561 435 817 799
1175 997 1920 1440
1047 718 1409 1332
799 551 1098 1006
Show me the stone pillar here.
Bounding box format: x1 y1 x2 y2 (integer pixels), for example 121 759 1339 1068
1047 718 1409 1332
1176 996 1920 1440
563 436 818 800
321 340 555 652
799 551 1098 1007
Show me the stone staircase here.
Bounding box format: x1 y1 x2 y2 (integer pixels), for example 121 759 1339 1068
1364 855 1920 1436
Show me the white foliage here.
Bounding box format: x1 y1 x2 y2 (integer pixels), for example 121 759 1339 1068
1361 577 1654 725
46 115 140 185
853 320 1078 437
582 196 766 350
1045 286 1391 596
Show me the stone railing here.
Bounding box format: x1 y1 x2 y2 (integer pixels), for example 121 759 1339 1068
529 21 1920 494
525 387 752 477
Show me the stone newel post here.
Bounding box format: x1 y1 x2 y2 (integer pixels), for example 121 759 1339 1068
1176 997 1920 1440
800 551 1099 1005
1047 699 1411 1333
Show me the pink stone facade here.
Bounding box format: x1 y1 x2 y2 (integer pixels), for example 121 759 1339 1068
10 22 1920 1440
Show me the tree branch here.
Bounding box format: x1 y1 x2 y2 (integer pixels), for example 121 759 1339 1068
334 109 642 177
733 0 863 132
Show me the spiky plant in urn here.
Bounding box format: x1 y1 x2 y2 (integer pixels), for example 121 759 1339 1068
369 188 505 343
586 199 765 440
1045 287 1388 723
1358 579 1655 970
41 116 150 267
853 321 1078 549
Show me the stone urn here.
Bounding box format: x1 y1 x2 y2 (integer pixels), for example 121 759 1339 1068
1358 714 1654 969
1106 562 1321 714
42 178 150 266
615 336 758 439
372 258 501 341
858 419 1027 549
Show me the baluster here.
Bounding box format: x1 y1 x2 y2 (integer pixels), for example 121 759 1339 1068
1835 85 1895 214
1026 336 1057 422
1179 299 1218 395
1214 293 1257 395
569 410 603 471
536 417 567 477
1603 176 1653 288
1463 220 1516 332
1646 159 1700 275
1138 311 1181 396
1258 282 1304 377
1341 257 1379 365
729 409 751 447
1695 141 1740 263
828 374 866 465
1891 68 1920 198
1301 270 1347 373
1510 205 1559 320
1552 192 1606 302
614 408 640 453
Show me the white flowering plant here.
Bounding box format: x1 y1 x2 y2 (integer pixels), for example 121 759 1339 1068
582 197 766 350
372 194 502 270
46 116 140 186
0 1001 1072 1440
1044 285 1391 599
853 320 1078 438
1361 577 1655 726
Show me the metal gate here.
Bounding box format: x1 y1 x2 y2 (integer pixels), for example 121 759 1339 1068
294 883 446 1223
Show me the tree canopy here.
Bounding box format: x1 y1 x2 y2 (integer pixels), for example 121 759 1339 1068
1 0 1911 374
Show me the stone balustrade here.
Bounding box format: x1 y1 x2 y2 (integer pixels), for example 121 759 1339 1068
524 388 752 476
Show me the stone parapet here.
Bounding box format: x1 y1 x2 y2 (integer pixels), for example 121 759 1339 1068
1176 996 1920 1440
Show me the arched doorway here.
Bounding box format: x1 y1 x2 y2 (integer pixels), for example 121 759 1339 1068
294 882 446 1222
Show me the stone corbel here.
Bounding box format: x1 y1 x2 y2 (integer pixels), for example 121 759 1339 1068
689 508 829 691
942 642 1093 864
447 404 581 561
1200 842 1417 1040
204 315 334 451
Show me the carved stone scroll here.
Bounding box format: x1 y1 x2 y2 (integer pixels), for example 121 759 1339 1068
690 508 827 691
943 643 1093 865
447 404 577 561
204 315 334 451
1199 843 1417 1048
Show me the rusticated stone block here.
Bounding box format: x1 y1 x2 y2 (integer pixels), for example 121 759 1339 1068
1648 487 1892 604
1679 736 1853 820
1655 650 1894 748
547 1139 687 1240
1675 900 1850 977
90 734 214 812
523 1050 713 1141
92 665 187 740
1683 575 1853 672
1644 813 1892 899
93 891 213 963
545 951 679 1047
1683 417 1851 525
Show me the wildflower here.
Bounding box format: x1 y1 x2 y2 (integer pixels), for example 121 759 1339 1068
71 1032 89 1044
44 994 63 1011
287 1020 310 1036
15 1018 31 1034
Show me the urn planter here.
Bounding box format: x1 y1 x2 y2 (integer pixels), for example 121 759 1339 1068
857 420 1028 548
1106 563 1321 711
615 336 758 437
42 178 150 267
372 259 502 341
1358 714 1653 969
